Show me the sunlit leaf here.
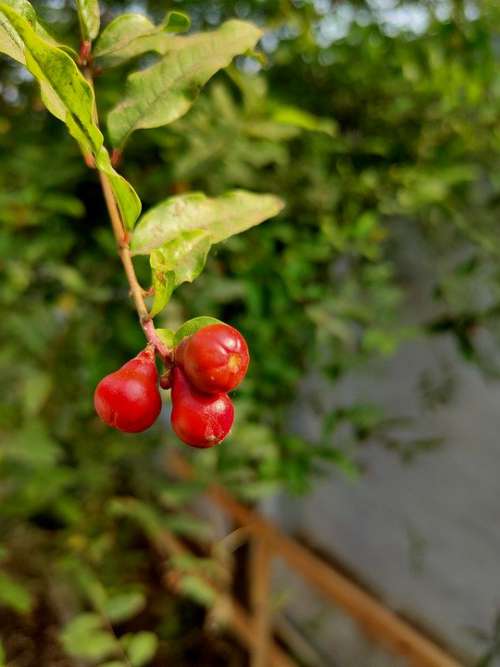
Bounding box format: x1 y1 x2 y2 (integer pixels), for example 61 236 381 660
0 2 141 229
107 19 262 147
76 0 100 41
0 0 34 60
149 267 175 318
94 11 190 68
131 190 284 255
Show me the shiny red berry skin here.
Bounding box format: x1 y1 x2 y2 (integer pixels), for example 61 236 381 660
170 367 234 448
175 323 250 394
94 348 161 433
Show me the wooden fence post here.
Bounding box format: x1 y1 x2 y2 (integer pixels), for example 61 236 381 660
250 537 273 667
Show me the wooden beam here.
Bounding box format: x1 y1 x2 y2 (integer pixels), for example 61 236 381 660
168 453 463 667
250 537 273 667
150 519 296 667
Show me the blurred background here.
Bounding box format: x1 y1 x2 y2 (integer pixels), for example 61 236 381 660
1 0 500 665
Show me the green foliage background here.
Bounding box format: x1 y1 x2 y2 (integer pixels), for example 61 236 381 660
1 0 500 663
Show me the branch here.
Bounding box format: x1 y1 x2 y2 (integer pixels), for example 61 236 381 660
84 63 171 361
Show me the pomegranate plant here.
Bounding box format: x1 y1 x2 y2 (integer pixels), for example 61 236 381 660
0 0 283 447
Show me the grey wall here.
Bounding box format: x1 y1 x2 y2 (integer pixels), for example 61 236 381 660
265 332 500 665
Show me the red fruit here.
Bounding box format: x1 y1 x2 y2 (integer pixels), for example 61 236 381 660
170 367 234 448
94 348 161 433
175 323 250 394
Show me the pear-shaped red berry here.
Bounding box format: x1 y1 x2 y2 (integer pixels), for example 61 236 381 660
170 367 234 448
175 323 249 394
94 347 161 433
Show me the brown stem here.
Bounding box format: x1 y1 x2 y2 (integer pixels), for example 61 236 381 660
83 65 172 360
98 171 148 321
98 171 171 360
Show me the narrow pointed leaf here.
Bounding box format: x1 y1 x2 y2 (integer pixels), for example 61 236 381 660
76 0 100 41
148 230 211 316
131 190 284 255
178 575 216 607
61 613 117 661
122 632 158 667
104 591 146 623
0 2 100 151
95 149 142 230
151 229 211 286
155 328 175 349
94 11 190 68
0 3 141 229
0 0 34 60
149 268 175 318
107 19 262 147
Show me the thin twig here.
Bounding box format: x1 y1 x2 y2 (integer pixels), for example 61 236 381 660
97 170 148 323
83 62 171 361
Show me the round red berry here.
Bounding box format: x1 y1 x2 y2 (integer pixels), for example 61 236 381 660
170 367 234 448
175 323 249 394
94 348 161 433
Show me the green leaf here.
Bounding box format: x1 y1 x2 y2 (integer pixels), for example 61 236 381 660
2 420 61 468
131 190 284 255
76 0 100 41
0 0 34 61
94 11 190 69
155 328 175 349
108 498 165 538
107 19 262 147
154 230 212 286
0 2 98 152
99 663 128 667
23 370 52 417
149 268 175 318
0 640 6 666
121 632 158 667
0 3 141 230
103 591 145 623
61 613 117 662
148 230 212 316
173 317 221 346
0 572 32 613
164 514 212 540
95 149 142 231
271 105 337 136
159 480 205 508
178 575 215 608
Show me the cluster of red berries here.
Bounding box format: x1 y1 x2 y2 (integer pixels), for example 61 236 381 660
94 323 250 448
